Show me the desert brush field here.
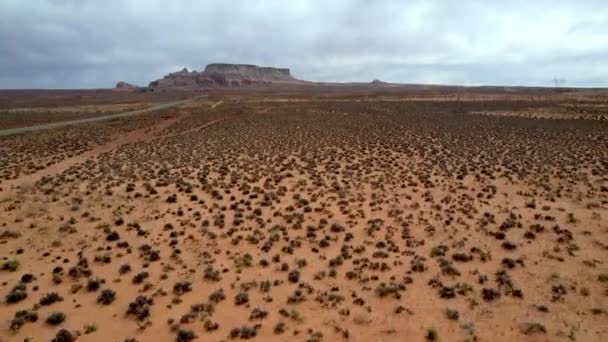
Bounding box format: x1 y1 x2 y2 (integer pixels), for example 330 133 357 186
0 89 607 342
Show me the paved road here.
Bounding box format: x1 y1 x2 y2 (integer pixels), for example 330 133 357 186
0 95 205 137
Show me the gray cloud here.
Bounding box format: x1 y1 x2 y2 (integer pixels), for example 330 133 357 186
1 0 607 88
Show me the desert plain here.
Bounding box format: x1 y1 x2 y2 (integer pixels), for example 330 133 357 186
0 85 607 342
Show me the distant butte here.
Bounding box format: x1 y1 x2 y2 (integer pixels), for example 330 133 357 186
371 79 388 85
147 63 303 89
114 81 139 90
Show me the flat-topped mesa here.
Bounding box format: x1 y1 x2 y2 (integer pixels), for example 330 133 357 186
203 63 292 80
148 63 298 89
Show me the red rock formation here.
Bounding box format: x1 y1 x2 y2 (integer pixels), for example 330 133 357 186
148 63 301 89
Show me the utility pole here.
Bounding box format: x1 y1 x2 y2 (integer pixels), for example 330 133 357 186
552 77 566 88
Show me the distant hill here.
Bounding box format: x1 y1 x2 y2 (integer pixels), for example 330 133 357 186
114 81 139 90
371 79 388 85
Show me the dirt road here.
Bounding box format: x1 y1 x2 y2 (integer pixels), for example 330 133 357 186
0 95 206 137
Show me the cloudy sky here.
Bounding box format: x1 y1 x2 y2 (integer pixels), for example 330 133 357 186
1 0 607 88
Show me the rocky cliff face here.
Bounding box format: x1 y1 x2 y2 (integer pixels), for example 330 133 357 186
148 63 299 89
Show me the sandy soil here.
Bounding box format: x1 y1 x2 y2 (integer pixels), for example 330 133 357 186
0 91 606 342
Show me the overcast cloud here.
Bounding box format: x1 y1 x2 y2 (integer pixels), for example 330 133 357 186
1 0 607 88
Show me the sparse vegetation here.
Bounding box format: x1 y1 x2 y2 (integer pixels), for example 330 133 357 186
0 87 606 341
46 312 66 325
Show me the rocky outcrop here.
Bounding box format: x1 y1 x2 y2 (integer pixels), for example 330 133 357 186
148 63 299 89
115 81 139 90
